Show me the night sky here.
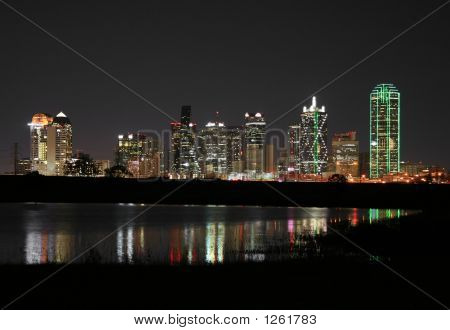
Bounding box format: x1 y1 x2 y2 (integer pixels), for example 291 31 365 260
0 0 449 172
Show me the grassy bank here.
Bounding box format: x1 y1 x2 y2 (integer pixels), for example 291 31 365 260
0 256 448 309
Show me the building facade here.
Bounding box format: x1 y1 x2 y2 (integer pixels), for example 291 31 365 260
265 144 275 175
198 116 228 179
16 158 31 175
244 112 266 177
29 113 52 174
47 112 73 176
400 161 426 176
370 83 400 178
171 105 199 178
288 124 301 173
28 112 72 176
277 148 289 180
330 131 359 177
226 126 244 174
117 133 159 178
299 97 328 174
170 122 181 175
94 160 111 176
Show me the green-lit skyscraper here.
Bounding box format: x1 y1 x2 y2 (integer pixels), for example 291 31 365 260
370 83 400 178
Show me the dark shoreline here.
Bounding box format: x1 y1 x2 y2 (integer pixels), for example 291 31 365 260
1 175 448 210
1 256 447 310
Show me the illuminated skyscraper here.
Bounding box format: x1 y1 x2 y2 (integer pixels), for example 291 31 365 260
330 131 359 177
28 112 72 176
198 113 228 178
226 126 244 174
370 84 400 178
244 112 266 177
288 124 301 173
47 112 72 176
299 97 328 174
170 122 181 174
29 113 53 174
170 105 199 178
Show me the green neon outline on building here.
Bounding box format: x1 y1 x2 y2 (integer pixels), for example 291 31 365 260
369 83 400 179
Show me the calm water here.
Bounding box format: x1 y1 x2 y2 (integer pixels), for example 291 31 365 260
0 204 414 265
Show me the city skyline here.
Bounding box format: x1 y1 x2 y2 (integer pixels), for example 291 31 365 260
19 90 447 183
1 1 449 172
7 81 450 171
0 0 449 315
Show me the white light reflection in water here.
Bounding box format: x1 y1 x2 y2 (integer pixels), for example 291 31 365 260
117 229 124 263
184 225 196 265
205 223 216 264
25 232 41 264
139 227 145 252
205 222 225 264
127 226 134 262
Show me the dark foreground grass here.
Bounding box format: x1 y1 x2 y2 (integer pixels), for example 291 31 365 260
0 256 448 309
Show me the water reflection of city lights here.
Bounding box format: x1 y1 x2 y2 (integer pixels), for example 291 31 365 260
16 206 418 266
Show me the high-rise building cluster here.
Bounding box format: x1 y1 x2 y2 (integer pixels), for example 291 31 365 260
166 86 402 181
166 97 327 180
21 83 442 182
168 107 268 179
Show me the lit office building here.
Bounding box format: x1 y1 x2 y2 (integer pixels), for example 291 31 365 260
277 148 289 180
174 105 200 178
288 124 301 173
226 126 244 173
198 114 228 178
170 122 181 175
29 113 52 174
94 160 111 176
299 97 328 174
330 131 359 177
400 161 426 176
16 158 31 175
28 112 73 176
47 112 73 176
244 112 266 177
117 133 159 178
265 144 275 175
370 83 400 178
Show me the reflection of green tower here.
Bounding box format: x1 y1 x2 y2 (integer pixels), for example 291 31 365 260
370 84 400 178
